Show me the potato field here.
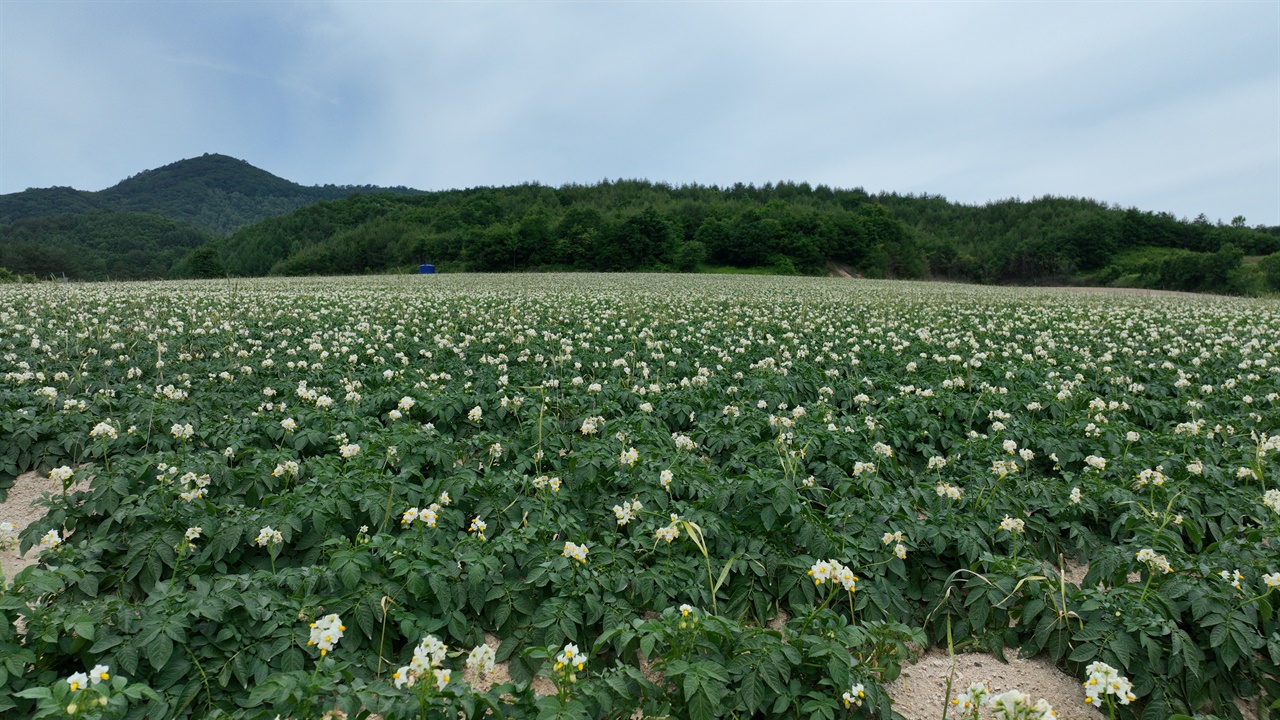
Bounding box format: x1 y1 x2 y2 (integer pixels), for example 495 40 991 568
1 274 1277 720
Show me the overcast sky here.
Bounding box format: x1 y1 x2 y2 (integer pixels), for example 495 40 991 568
2 1 1277 225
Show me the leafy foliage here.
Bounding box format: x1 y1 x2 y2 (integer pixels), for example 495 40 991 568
6 155 1278 295
1 269 1278 718
0 212 211 280
210 179 1278 294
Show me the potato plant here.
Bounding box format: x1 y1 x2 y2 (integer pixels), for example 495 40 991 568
1 274 1277 719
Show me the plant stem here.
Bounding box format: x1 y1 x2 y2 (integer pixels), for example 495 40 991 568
381 478 397 533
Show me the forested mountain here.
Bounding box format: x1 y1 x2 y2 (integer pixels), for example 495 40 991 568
0 211 210 280
0 154 422 236
208 180 1280 294
3 155 1278 294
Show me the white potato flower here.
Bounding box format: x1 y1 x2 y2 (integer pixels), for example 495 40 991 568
307 613 345 657
562 541 588 563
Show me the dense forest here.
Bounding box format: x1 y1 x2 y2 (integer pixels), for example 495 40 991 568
0 212 211 281
207 180 1280 294
3 156 1279 294
0 153 422 236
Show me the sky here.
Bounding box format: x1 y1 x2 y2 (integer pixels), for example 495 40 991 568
1 1 1277 226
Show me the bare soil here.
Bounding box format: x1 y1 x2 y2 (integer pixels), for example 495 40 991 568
828 262 859 279
1 470 72 585
886 650 1092 719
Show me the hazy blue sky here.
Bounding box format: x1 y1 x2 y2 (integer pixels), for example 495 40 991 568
2 1 1277 225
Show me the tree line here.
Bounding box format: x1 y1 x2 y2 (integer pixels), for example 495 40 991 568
0 212 210 281
206 180 1279 294
4 174 1279 294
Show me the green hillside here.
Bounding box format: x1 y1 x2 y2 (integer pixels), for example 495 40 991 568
0 211 211 281
4 155 1278 294
0 153 422 236
210 180 1280 294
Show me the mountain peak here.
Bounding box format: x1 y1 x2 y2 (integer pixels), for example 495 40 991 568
104 154 301 199
1 154 421 235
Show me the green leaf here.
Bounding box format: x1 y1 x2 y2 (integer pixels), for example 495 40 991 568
117 643 139 675
1209 623 1228 648
148 634 173 671
14 687 52 699
688 686 716 720
557 616 577 644
738 670 763 714
694 660 729 684
72 618 96 642
282 648 304 672
155 651 191 689
713 552 741 594
338 559 362 589
78 572 99 597
355 598 376 639
678 665 699 699
640 633 655 660
1021 597 1044 624
1068 642 1097 663
1108 632 1135 669
826 655 850 690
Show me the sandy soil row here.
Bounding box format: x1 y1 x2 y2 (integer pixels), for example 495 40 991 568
1 470 67 584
